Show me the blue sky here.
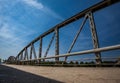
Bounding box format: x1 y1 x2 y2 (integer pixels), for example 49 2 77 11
0 0 120 61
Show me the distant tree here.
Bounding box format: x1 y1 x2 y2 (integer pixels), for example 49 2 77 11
3 59 7 63
89 61 95 64
69 61 74 64
80 61 84 64
85 62 88 64
75 61 79 64
63 61 67 64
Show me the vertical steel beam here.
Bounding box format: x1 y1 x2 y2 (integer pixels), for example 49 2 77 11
18 54 20 60
30 44 33 59
15 56 19 63
17 55 20 61
55 28 59 62
39 38 42 62
32 44 37 59
23 48 28 60
65 15 88 61
17 56 19 61
20 52 23 60
24 50 26 60
87 12 102 64
25 48 29 60
20 53 23 64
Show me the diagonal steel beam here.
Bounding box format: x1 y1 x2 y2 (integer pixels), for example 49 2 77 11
44 33 55 58
65 15 88 61
30 43 37 59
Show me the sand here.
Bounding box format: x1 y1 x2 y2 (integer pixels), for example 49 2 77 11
2 64 120 83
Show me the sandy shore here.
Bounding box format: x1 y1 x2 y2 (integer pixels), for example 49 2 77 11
2 64 120 83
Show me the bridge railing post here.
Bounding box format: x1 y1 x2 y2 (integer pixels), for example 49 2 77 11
55 28 59 62
25 47 29 60
39 38 42 64
23 50 26 60
30 44 32 60
20 52 23 61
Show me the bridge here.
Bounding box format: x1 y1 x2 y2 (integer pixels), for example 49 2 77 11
7 0 119 66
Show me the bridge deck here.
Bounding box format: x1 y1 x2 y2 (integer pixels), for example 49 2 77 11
0 64 120 83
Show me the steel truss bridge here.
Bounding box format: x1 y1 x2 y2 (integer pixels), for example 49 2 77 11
12 0 120 66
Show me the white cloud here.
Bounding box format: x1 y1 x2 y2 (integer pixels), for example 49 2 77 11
22 0 43 9
0 23 14 39
0 0 64 59
0 16 37 59
22 0 64 21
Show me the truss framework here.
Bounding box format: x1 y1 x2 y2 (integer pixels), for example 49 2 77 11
15 0 120 65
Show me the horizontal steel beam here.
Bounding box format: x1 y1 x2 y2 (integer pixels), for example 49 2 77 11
17 0 120 57
20 44 120 61
68 57 119 62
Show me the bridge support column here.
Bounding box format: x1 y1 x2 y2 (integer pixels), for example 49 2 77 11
20 52 23 61
25 48 29 60
30 43 37 61
88 12 102 65
39 38 42 64
55 28 59 62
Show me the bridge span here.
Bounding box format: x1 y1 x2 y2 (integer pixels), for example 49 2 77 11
8 0 119 66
